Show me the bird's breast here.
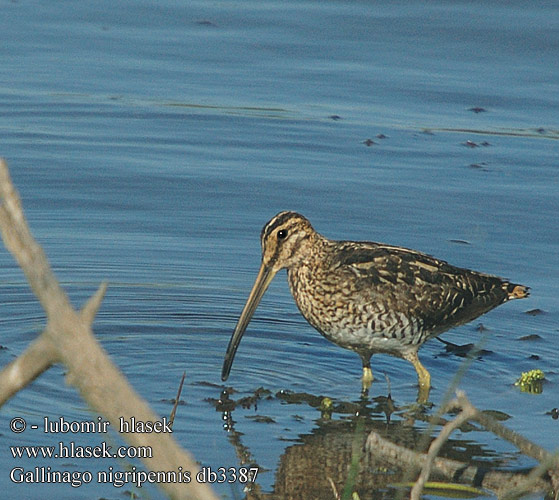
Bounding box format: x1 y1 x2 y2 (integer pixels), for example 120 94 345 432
286 264 423 352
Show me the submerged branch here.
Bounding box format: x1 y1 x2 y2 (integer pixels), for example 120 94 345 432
366 389 556 499
410 398 476 500
366 429 551 497
454 392 557 467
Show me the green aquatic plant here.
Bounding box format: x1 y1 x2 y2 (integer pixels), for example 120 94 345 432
394 480 485 498
514 369 545 394
341 417 365 500
320 396 333 420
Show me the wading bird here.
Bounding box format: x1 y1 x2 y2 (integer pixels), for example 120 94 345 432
221 211 529 400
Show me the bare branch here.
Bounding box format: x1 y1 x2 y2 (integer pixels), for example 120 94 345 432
0 159 218 500
411 391 477 500
365 389 556 499
455 392 557 467
80 281 108 324
366 430 550 497
500 457 559 500
0 333 58 405
0 159 70 316
169 371 187 429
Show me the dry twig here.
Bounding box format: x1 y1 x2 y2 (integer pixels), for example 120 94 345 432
366 430 551 497
410 392 477 500
365 389 556 499
0 158 218 500
169 371 187 429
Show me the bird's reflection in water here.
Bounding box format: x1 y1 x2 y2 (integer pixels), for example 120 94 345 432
211 387 547 500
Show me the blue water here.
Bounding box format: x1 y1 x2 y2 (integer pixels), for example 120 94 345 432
1 1 557 499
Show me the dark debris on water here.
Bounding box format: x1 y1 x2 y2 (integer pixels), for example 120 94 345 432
209 387 273 413
524 308 546 316
518 334 543 341
245 415 276 424
462 140 492 148
436 337 493 358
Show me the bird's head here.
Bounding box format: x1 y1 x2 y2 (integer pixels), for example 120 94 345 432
259 211 315 271
221 211 317 381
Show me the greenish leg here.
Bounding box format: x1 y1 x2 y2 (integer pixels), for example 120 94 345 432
362 366 373 385
360 355 374 392
403 350 431 403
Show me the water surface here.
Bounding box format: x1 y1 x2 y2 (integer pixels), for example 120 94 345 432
1 1 557 499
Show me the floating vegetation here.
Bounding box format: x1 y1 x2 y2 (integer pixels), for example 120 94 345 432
320 397 333 411
515 369 545 394
320 397 334 420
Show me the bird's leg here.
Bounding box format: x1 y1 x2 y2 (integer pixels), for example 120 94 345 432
362 366 373 383
360 354 373 393
403 350 431 403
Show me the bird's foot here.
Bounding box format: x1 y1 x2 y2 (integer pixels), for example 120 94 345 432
416 383 430 405
362 366 373 385
360 366 374 397
403 351 432 404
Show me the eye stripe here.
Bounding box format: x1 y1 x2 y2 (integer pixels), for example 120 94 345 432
261 211 296 241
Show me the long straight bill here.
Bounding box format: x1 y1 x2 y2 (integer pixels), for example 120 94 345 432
221 263 276 381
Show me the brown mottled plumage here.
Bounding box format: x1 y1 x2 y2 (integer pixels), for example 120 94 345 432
221 211 529 398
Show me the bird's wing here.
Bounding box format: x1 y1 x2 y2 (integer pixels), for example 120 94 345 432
329 241 509 333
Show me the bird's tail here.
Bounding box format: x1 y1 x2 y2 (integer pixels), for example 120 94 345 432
505 282 530 300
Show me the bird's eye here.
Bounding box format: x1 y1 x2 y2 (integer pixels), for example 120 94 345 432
277 229 288 239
